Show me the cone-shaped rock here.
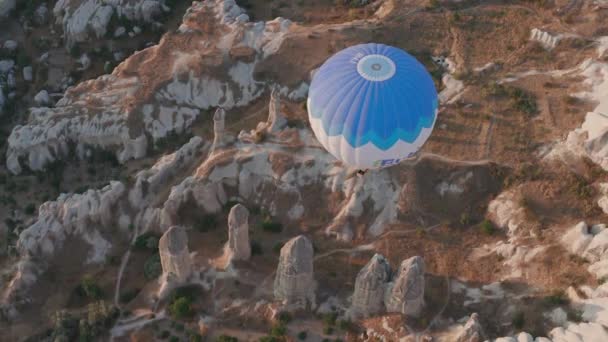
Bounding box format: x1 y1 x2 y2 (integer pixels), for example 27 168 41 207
385 256 425 317
213 107 226 148
227 204 251 260
455 313 483 342
267 86 287 133
351 253 391 318
159 226 192 283
273 235 315 308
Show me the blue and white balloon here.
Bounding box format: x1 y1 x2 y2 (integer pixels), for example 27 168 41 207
307 43 438 169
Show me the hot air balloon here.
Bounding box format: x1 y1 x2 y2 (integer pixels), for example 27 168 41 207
307 43 438 171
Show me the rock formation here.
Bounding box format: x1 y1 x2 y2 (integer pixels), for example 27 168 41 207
159 226 193 283
385 256 425 317
455 313 483 342
266 86 287 133
7 0 294 175
53 0 165 48
227 204 251 261
213 107 226 149
530 28 561 50
129 136 205 209
351 254 391 318
274 235 315 309
0 0 15 17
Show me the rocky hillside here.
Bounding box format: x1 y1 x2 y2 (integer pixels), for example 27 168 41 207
2 0 608 341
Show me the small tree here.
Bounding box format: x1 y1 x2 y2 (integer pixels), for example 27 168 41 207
169 297 193 319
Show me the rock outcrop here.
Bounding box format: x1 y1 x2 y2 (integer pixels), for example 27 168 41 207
0 0 15 17
7 0 294 174
351 254 391 318
159 226 193 283
385 256 425 317
227 204 251 261
2 181 126 315
455 313 483 342
266 86 287 133
530 28 561 50
545 60 608 170
53 0 165 48
17 181 125 260
212 107 226 149
129 136 205 209
274 235 315 309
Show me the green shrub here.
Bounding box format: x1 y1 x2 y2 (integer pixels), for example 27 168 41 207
196 214 218 232
189 334 203 342
543 291 569 306
297 331 307 340
144 254 162 280
216 335 239 342
251 241 263 255
277 311 291 324
160 330 170 339
79 276 103 299
323 326 334 335
337 319 352 331
512 311 525 329
270 323 287 337
170 337 179 342
169 296 193 319
480 220 495 235
273 242 284 254
132 233 160 251
260 219 282 233
119 288 140 304
24 203 36 215
323 312 338 327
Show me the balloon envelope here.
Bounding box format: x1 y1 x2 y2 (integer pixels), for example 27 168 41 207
307 43 438 169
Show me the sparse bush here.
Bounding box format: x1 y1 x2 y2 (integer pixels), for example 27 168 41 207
273 242 284 254
170 336 179 342
427 0 439 9
223 200 240 212
251 241 263 255
144 254 162 280
169 296 193 319
337 319 353 331
132 233 160 251
78 276 103 300
119 288 140 304
323 326 334 335
196 214 218 232
543 291 569 306
563 95 580 106
480 220 495 235
270 323 287 337
298 331 308 340
160 330 171 339
216 335 238 342
459 212 470 226
277 311 291 324
567 309 583 322
24 203 36 215
260 218 282 233
512 311 525 329
323 312 338 327
190 334 203 342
